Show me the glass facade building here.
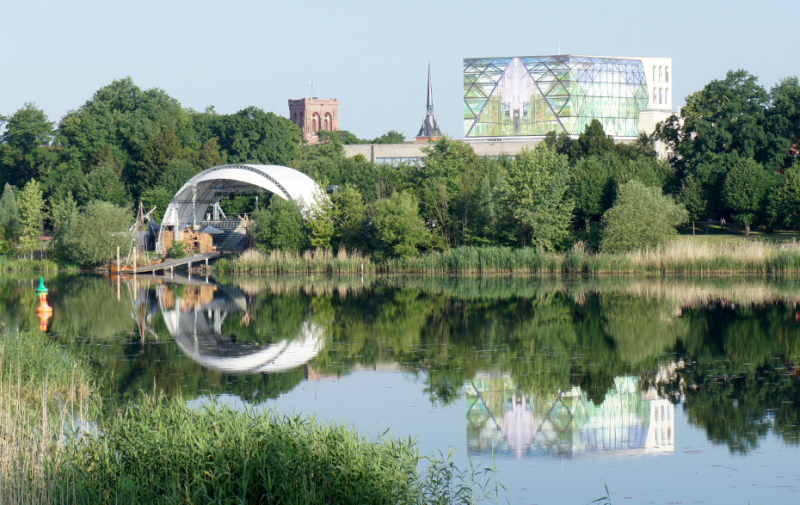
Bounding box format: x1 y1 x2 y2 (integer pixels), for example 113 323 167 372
464 55 652 138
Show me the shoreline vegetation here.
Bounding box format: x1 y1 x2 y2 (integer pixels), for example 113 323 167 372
216 239 800 277
0 257 76 273
0 327 495 504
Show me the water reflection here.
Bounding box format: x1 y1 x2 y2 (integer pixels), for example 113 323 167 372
1 274 799 459
467 369 675 458
153 280 326 374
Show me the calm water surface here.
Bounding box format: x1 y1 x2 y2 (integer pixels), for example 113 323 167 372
3 274 800 504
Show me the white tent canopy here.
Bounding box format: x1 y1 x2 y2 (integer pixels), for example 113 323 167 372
158 164 324 249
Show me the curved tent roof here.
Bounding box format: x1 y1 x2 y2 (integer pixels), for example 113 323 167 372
160 164 323 230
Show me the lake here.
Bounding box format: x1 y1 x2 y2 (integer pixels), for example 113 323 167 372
4 273 800 504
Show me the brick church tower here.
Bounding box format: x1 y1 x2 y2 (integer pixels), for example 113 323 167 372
288 98 339 144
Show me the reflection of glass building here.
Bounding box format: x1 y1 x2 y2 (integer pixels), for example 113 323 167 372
463 55 672 139
467 372 674 458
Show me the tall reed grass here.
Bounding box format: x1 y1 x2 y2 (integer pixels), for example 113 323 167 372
0 327 94 504
61 395 495 504
381 241 800 276
220 248 375 275
0 257 76 273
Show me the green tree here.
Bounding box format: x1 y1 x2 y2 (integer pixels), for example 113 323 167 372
49 189 78 248
680 174 707 235
0 183 20 244
332 185 368 251
372 191 430 259
140 186 173 223
216 107 301 166
372 130 405 144
571 119 615 159
0 103 57 187
769 161 800 232
678 70 771 166
542 130 573 159
57 78 192 179
60 201 132 267
600 180 687 253
16 180 44 257
723 157 769 235
317 130 363 145
418 137 490 247
765 76 800 170
503 147 573 250
307 192 334 249
253 197 308 252
78 164 129 207
158 159 199 195
188 137 226 170
570 154 617 231
136 129 183 192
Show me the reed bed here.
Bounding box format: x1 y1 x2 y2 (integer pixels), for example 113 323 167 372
61 395 490 504
219 248 375 275
0 257 75 273
380 241 800 276
0 327 94 504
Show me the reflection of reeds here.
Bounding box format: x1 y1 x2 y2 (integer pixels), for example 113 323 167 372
374 276 800 308
219 272 800 308
0 328 93 504
227 275 370 298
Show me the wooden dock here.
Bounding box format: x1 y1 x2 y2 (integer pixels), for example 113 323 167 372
117 253 221 275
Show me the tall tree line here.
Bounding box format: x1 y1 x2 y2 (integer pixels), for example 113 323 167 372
0 70 798 264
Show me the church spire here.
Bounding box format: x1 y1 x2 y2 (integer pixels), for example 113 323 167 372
417 59 442 141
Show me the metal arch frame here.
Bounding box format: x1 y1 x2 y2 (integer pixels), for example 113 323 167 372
196 164 293 201
157 164 324 252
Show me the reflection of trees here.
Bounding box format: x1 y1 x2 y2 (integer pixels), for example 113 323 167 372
659 304 800 453
9 271 800 454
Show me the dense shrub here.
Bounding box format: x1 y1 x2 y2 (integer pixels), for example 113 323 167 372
372 191 430 259
601 180 688 253
59 201 131 267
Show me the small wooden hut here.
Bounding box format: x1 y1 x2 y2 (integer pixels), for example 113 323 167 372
177 227 216 254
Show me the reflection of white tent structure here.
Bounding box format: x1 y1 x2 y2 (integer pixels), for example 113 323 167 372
158 284 325 374
157 164 325 251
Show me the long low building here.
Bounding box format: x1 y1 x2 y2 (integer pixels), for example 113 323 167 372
343 135 642 165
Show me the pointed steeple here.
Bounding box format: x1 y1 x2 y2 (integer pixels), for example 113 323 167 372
417 59 442 140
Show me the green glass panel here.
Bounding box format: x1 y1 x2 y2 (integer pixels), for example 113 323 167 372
549 97 568 114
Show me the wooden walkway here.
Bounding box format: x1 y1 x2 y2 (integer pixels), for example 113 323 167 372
118 253 221 275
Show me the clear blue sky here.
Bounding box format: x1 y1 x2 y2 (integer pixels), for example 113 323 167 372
3 0 798 140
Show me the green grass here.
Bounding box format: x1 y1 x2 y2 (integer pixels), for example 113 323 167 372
0 256 78 273
61 396 493 504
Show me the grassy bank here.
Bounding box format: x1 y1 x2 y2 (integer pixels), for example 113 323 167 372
61 396 489 504
219 239 800 277
1 327 493 504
